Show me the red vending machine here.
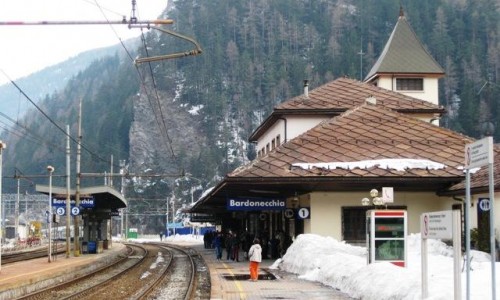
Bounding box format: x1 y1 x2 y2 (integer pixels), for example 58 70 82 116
366 210 407 267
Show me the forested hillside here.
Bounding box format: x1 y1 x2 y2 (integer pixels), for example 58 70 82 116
2 0 498 233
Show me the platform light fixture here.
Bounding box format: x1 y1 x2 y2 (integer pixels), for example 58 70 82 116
361 189 384 207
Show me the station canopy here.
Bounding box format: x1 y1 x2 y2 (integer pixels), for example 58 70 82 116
35 185 127 210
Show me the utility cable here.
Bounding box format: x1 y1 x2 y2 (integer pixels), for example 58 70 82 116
138 31 178 162
0 69 122 168
92 0 181 169
92 0 136 62
94 0 180 166
0 123 65 153
82 0 125 18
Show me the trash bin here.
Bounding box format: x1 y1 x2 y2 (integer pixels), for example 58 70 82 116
82 241 88 254
88 241 97 254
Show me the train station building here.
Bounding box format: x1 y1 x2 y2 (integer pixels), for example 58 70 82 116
189 10 500 247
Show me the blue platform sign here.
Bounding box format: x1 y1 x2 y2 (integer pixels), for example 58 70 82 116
52 196 95 208
227 197 286 211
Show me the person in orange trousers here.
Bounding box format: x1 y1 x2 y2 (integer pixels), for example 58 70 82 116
248 238 262 281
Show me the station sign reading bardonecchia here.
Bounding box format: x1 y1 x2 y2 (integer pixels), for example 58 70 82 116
465 136 493 169
227 197 286 211
52 195 95 208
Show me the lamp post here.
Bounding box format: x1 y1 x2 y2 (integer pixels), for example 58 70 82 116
185 174 203 205
0 141 6 272
361 189 384 207
47 165 54 263
166 197 169 237
171 199 176 235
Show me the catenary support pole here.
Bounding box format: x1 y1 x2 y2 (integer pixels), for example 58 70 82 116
66 125 71 258
74 100 82 256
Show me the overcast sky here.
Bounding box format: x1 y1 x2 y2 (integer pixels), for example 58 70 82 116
0 0 168 85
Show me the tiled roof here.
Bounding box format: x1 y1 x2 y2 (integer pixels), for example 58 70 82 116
232 103 472 179
249 77 445 142
446 147 500 192
365 15 444 81
275 77 443 112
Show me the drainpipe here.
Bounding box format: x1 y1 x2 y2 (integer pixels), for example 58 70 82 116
303 80 309 98
278 117 287 143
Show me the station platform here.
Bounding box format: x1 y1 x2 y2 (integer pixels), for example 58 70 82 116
0 243 128 300
194 244 354 300
0 241 354 300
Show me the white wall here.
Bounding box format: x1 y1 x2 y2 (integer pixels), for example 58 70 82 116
304 191 456 240
256 115 329 155
375 76 440 106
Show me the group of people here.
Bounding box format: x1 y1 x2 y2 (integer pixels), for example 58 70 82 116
211 231 262 281
209 229 292 282
208 229 291 260
212 231 244 261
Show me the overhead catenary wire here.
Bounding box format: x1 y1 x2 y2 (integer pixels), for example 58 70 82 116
89 1 176 162
0 2 152 171
137 31 178 163
0 122 66 153
0 0 201 175
0 69 122 168
91 0 181 168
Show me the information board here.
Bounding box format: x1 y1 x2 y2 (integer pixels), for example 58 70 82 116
421 210 452 240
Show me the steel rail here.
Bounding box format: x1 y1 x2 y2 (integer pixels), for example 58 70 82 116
16 243 143 300
137 242 197 300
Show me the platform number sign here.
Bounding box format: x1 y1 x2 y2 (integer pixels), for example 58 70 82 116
478 198 491 212
297 207 311 219
71 206 80 216
56 207 65 216
284 208 295 219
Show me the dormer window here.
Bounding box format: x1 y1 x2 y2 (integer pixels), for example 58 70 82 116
396 78 423 91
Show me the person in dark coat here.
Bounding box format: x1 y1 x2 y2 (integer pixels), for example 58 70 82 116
214 232 223 261
225 232 233 260
231 233 240 261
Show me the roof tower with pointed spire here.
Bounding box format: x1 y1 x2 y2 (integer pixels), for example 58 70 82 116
364 7 445 106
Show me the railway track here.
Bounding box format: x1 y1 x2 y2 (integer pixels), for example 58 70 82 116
17 243 142 300
2 245 66 264
15 242 211 300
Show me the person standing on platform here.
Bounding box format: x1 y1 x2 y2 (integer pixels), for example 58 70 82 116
214 232 223 261
248 238 262 281
231 232 240 261
225 232 233 260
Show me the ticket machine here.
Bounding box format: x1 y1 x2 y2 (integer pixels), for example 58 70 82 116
366 210 407 267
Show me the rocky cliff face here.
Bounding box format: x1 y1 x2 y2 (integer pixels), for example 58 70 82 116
129 78 206 175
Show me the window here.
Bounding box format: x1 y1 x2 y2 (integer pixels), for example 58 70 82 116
266 143 270 153
342 207 369 242
276 134 281 146
342 205 407 243
396 78 423 91
271 139 276 150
